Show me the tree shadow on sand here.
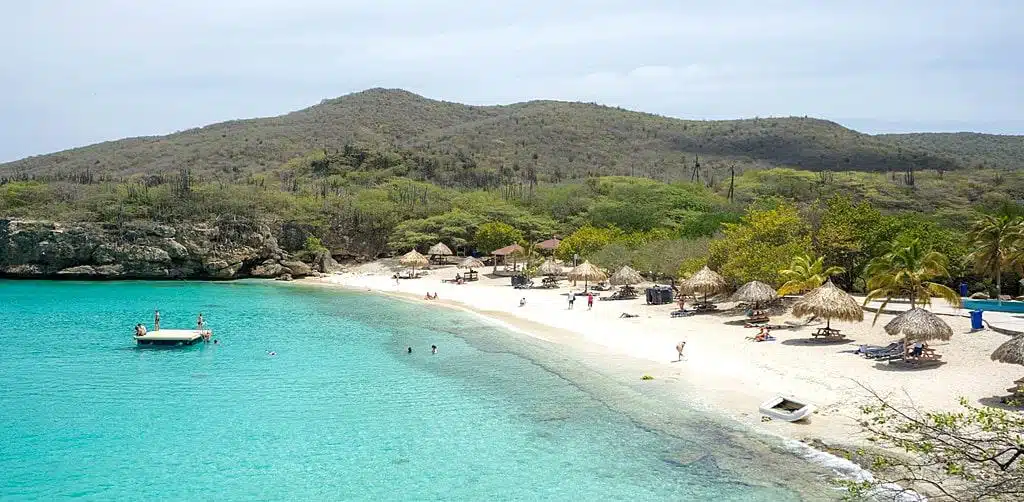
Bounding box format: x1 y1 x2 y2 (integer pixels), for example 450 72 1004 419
978 396 1024 410
780 337 855 347
872 360 947 371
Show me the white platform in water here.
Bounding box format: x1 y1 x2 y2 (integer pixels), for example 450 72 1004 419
135 329 208 345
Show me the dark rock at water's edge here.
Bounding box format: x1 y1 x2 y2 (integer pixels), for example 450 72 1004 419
0 218 315 281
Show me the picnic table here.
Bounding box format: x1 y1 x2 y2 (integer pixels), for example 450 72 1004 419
812 327 844 339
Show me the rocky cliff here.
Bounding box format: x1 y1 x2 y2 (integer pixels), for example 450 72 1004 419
0 218 320 280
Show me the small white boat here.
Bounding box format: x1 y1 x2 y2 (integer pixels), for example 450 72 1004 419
759 395 815 422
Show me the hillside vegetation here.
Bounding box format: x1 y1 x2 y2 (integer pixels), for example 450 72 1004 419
4 88 1005 186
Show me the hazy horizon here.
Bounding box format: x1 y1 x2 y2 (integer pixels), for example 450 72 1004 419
2 1 1022 162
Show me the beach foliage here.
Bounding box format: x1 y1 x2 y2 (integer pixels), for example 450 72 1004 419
777 255 845 296
473 222 523 255
842 387 1024 501
707 203 811 285
966 214 1024 298
864 239 962 323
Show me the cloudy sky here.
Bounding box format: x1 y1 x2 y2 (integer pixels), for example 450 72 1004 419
1 0 1021 162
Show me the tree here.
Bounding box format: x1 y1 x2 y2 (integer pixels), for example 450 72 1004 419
776 255 845 296
864 239 962 323
708 202 811 284
814 195 883 291
967 214 1022 298
555 225 621 262
474 222 523 255
841 385 1024 501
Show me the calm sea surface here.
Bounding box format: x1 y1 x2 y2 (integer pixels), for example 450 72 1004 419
0 280 837 501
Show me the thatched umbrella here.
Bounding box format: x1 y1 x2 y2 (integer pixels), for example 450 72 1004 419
610 265 644 286
399 249 429 276
884 308 953 342
791 280 864 330
427 242 453 263
991 336 1024 394
732 280 778 309
991 335 1024 366
537 259 563 277
680 266 728 304
458 256 485 270
568 260 608 290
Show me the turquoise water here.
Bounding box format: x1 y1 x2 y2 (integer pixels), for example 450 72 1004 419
0 280 834 501
963 298 1024 313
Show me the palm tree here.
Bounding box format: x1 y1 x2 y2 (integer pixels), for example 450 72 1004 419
864 239 962 324
777 255 845 296
966 214 1022 298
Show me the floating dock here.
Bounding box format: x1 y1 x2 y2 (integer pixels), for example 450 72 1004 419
135 329 209 346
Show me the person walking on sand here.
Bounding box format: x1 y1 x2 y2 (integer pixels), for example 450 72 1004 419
568 293 575 310
676 341 686 361
587 293 594 310
154 309 161 331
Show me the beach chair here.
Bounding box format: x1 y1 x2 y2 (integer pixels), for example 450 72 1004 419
671 310 695 318
858 342 898 357
867 342 905 360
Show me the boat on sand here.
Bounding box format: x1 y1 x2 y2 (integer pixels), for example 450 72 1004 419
759 395 815 422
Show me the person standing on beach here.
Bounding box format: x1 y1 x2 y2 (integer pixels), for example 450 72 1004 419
568 293 575 310
154 309 160 331
676 341 686 361
587 293 594 310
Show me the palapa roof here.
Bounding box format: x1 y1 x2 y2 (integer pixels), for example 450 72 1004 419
732 280 778 305
491 243 525 256
399 249 429 267
884 308 953 342
537 259 563 276
458 256 485 269
991 335 1024 366
536 238 562 251
680 266 728 295
791 280 864 322
567 260 608 282
427 242 453 256
609 265 644 286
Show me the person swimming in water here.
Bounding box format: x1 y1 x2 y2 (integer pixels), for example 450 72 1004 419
407 346 413 354
431 344 437 354
267 351 276 356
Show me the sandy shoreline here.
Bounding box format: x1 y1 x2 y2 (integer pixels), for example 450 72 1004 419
300 261 1022 452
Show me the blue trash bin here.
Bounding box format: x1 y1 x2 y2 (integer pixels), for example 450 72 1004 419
970 310 983 331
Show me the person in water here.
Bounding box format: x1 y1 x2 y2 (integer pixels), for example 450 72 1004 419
154 309 161 331
431 345 437 354
407 346 412 354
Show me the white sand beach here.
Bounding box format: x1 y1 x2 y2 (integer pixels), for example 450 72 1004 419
306 261 1023 449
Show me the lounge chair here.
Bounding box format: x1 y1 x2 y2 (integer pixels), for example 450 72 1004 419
866 342 905 360
857 342 899 357
671 310 695 318
619 313 639 318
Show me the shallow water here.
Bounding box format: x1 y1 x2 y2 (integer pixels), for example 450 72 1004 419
0 280 836 500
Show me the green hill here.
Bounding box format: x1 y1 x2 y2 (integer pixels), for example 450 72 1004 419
2 88 991 185
878 132 1024 170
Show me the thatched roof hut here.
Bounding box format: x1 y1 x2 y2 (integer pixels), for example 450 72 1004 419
399 249 429 270
427 242 453 257
610 265 644 286
536 238 561 252
884 308 953 342
491 244 525 256
732 281 777 308
991 335 1024 367
458 257 485 270
568 260 607 288
537 259 563 277
791 280 864 329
